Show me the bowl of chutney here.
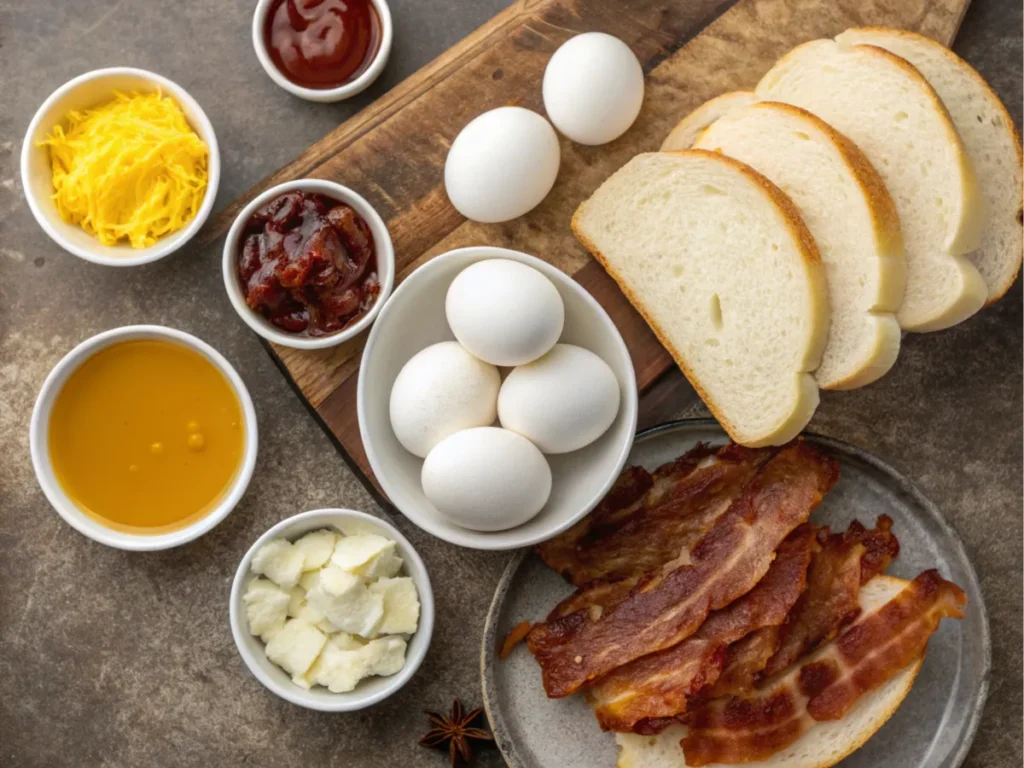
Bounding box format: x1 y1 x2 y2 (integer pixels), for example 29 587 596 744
252 0 393 102
223 179 395 350
30 326 258 551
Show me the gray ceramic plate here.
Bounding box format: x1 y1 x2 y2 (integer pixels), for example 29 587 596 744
481 420 990 768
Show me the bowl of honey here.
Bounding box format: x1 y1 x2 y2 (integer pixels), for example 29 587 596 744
252 0 393 103
30 326 258 551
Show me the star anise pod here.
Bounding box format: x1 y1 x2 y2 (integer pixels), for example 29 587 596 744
419 699 494 766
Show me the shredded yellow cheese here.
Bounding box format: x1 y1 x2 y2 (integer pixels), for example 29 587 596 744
41 91 209 249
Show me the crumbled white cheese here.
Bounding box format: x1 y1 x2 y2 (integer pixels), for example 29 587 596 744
243 578 290 640
370 577 420 635
251 539 304 589
264 619 327 677
293 529 338 571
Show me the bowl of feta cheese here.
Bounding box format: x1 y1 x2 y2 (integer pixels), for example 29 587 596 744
230 508 434 710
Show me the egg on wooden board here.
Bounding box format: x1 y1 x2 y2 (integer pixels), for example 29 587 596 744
389 341 500 458
446 259 564 366
421 427 552 531
444 107 561 223
498 344 621 454
542 32 644 146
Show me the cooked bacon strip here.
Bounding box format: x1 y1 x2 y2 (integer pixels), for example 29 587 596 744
705 516 899 698
680 570 966 766
527 441 838 698
535 464 654 584
544 445 778 621
630 518 892 730
588 524 819 733
759 515 899 680
536 443 773 587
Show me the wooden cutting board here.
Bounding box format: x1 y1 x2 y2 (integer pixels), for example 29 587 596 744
202 0 971 494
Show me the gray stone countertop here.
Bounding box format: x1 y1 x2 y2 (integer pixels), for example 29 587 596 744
1 1 1020 766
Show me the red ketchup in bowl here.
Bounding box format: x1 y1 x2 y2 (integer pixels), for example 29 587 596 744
264 0 382 90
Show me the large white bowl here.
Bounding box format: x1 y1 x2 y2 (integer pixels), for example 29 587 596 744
229 508 434 711
358 247 639 550
252 0 393 103
29 325 258 551
222 179 395 350
21 68 220 267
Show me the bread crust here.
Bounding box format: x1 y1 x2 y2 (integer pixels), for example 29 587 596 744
660 91 757 151
572 150 828 447
839 26 1023 304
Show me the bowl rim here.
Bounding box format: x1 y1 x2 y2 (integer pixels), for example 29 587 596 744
228 507 435 711
222 178 396 350
251 0 393 103
20 66 221 267
357 245 639 550
29 325 258 551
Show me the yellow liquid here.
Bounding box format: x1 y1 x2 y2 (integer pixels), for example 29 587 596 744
49 339 245 534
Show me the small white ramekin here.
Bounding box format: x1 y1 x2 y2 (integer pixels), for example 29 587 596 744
252 0 393 102
21 67 221 267
223 179 395 350
29 325 258 551
230 508 434 711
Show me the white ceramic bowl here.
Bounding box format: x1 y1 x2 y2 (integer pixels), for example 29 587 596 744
29 325 258 551
222 179 395 350
358 247 639 550
21 68 220 267
252 0 393 102
229 508 434 711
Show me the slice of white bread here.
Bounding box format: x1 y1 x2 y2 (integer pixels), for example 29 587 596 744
757 38 988 332
615 575 922 768
572 150 829 447
661 91 758 152
693 102 905 390
837 27 1023 304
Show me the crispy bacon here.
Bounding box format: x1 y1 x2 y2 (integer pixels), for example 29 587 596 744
536 465 654 586
707 626 781 698
705 515 900 698
543 445 777 622
537 444 773 587
588 524 819 733
680 570 966 766
527 441 838 698
759 515 899 681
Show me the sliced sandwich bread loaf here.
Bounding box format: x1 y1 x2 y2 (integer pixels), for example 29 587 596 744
572 150 829 447
660 91 757 152
757 38 988 332
693 102 905 390
614 575 922 768
837 27 1023 304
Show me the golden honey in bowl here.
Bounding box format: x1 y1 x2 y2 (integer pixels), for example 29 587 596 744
48 339 245 534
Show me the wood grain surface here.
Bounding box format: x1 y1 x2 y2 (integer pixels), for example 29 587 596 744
204 0 971 486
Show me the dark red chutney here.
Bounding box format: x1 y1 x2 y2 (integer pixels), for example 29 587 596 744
264 0 382 89
238 191 380 336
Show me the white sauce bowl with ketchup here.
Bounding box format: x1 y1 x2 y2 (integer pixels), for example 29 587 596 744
252 0 393 102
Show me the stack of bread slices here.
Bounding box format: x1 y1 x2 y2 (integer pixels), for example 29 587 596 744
573 28 1022 447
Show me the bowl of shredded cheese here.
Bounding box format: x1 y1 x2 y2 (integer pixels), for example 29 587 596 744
21 68 220 266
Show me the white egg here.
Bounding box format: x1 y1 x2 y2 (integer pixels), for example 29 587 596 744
446 259 564 366
444 107 560 223
542 32 644 146
421 427 551 531
498 344 621 454
389 342 500 458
